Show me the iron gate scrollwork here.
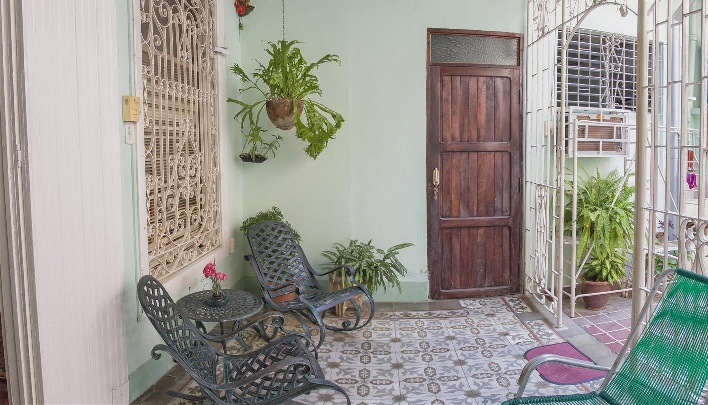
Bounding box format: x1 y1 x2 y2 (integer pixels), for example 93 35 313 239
140 0 222 280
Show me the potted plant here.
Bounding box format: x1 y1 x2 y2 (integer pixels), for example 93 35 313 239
202 261 228 307
566 168 634 310
240 206 301 242
239 126 282 163
228 40 344 159
321 240 413 315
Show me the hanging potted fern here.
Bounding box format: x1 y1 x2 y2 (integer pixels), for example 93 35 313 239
228 40 344 160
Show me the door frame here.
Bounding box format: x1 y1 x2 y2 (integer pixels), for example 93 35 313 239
0 0 44 402
426 28 524 299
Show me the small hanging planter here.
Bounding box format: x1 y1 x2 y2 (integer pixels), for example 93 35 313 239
266 99 305 130
239 153 268 163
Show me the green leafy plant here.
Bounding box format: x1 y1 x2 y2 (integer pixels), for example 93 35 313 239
240 206 301 242
228 40 344 159
240 127 282 161
565 168 634 283
321 240 413 294
653 250 679 275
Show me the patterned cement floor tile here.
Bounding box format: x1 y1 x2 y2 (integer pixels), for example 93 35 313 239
336 340 399 366
150 295 604 405
398 338 458 364
398 363 471 397
378 309 472 319
463 357 526 395
460 297 514 315
524 319 565 344
396 319 449 340
503 296 533 313
475 392 517 404
332 319 396 342
329 366 400 398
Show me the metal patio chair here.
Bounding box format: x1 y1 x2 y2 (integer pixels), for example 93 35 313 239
137 275 351 405
245 220 375 348
504 268 708 404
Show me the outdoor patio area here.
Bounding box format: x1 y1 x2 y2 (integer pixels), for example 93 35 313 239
133 295 620 405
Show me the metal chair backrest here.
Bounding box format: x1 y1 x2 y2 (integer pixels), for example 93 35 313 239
601 269 708 404
137 275 218 385
246 221 318 299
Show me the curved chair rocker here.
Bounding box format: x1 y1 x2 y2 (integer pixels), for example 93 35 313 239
504 268 708 405
245 220 375 348
137 275 351 405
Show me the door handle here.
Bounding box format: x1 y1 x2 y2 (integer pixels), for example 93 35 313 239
432 168 440 200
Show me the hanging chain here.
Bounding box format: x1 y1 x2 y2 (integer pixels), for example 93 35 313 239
281 0 286 40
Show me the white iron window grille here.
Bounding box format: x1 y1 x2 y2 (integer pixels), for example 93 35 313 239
140 0 222 280
558 29 643 111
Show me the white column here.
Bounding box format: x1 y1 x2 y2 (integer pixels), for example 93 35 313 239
633 0 649 323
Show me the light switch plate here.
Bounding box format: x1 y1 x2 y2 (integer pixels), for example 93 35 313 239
122 96 141 122
228 237 236 254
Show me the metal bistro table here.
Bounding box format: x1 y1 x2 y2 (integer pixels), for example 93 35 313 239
176 289 263 352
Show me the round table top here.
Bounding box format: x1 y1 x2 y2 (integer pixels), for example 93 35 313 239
176 289 263 323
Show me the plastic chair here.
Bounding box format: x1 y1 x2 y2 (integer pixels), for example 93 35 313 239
505 268 708 404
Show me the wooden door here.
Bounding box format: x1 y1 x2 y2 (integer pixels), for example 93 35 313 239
427 64 522 299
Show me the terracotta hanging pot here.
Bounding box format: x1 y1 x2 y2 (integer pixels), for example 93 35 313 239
266 99 304 130
581 279 612 310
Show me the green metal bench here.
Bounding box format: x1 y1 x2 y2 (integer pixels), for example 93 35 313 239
505 268 708 404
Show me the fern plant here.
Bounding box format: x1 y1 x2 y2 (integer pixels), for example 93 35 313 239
565 168 634 283
228 40 344 159
321 240 413 294
239 206 301 242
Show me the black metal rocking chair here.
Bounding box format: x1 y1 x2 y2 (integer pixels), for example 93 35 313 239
245 221 375 348
137 275 351 405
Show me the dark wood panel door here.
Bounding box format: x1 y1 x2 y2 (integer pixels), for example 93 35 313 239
427 65 522 299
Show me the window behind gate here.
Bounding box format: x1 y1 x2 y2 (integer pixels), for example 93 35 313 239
140 0 222 281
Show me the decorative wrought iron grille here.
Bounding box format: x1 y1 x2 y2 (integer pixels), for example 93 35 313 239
140 0 222 280
558 29 641 110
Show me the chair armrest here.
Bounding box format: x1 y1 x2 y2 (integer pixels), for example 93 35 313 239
312 265 355 278
515 354 610 398
153 343 314 392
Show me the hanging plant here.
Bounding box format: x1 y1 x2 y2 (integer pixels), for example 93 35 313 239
234 0 254 30
227 40 344 160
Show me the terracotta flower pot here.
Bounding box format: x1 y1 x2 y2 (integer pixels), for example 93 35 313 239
271 291 297 304
581 279 612 310
265 99 304 130
330 276 363 317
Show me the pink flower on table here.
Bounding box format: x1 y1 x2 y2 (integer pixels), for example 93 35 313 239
203 262 216 278
215 272 226 281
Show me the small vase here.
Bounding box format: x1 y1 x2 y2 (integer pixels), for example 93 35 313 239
205 293 228 307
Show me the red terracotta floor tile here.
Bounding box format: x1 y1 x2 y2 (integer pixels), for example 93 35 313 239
607 342 624 353
597 321 624 333
585 314 613 324
583 325 603 335
609 329 630 342
594 333 615 344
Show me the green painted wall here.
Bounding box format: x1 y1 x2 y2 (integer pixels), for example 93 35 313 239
116 1 247 400
236 0 527 302
121 0 527 400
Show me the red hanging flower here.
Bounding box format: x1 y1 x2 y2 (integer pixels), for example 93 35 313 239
234 0 254 17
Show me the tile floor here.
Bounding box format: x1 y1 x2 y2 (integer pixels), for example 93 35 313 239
563 295 633 354
134 296 610 405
